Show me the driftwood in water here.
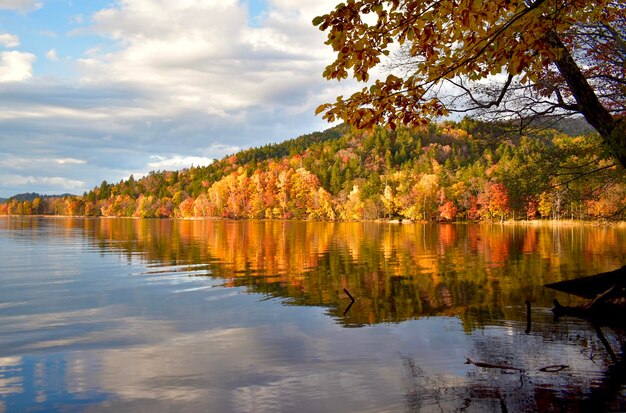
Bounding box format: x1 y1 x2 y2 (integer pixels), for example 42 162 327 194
551 298 626 329
538 365 569 373
547 265 626 325
545 265 626 299
342 288 356 316
465 358 525 372
466 358 571 373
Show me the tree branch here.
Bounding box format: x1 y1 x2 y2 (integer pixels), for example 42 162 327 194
544 31 625 166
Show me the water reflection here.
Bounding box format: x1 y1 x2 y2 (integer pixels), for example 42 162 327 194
46 218 626 327
0 217 624 412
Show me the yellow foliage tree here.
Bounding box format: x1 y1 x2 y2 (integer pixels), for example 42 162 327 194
340 185 365 220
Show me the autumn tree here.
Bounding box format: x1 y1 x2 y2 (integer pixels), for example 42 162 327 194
314 0 626 167
537 191 555 219
66 198 85 216
84 201 100 217
340 185 365 220
178 197 195 218
156 197 174 218
32 197 43 215
381 184 396 218
193 193 211 218
585 184 626 218
308 187 336 220
404 173 439 220
438 200 458 221
247 174 266 219
482 183 511 222
21 200 32 215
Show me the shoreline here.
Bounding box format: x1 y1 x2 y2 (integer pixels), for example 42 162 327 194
1 214 624 227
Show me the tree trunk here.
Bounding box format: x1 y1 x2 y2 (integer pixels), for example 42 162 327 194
546 32 626 168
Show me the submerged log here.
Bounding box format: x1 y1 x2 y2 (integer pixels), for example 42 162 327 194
539 365 569 373
465 358 525 372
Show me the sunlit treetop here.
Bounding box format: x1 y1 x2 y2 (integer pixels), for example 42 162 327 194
314 0 626 167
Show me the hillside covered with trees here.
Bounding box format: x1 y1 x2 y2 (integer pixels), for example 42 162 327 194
1 119 624 221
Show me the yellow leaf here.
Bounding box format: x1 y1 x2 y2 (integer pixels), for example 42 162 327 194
315 104 328 115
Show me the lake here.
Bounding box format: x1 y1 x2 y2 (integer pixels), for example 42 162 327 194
0 217 625 412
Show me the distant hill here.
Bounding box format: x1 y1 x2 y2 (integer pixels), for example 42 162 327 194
2 192 74 203
527 116 594 136
1 120 623 220
553 117 594 136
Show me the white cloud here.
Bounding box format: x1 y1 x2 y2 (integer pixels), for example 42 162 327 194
56 158 86 165
0 156 87 169
38 30 58 38
76 0 339 116
147 155 214 170
39 176 85 188
202 142 241 157
0 174 85 189
0 51 35 82
0 0 352 196
46 48 58 61
0 33 19 48
0 0 42 11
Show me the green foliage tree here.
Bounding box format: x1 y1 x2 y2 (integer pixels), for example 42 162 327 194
98 180 110 200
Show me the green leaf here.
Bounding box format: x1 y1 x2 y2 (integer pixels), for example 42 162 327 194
312 16 325 26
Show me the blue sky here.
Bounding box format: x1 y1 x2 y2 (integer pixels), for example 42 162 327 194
0 0 350 197
0 1 111 79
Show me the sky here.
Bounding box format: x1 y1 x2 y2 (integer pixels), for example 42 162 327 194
0 0 355 198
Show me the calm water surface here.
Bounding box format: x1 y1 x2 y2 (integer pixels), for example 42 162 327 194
0 217 625 412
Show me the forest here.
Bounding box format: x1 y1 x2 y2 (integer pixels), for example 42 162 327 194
1 119 625 221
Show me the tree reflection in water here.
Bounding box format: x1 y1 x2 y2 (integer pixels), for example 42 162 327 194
60 219 624 326
3 217 625 411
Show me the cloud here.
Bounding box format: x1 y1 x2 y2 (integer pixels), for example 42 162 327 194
0 0 352 196
55 158 86 165
0 0 42 12
0 174 85 190
70 14 84 24
0 156 87 169
0 51 35 82
147 155 215 170
76 0 340 114
38 30 58 38
46 48 58 61
0 33 19 48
